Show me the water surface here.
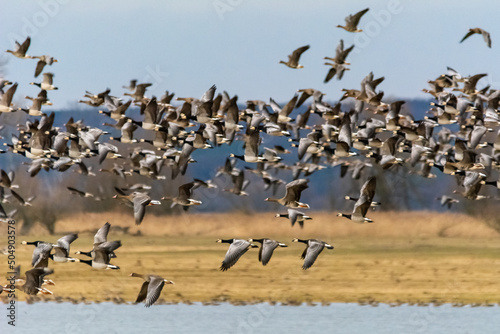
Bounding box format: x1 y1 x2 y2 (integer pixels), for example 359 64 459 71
1 302 498 334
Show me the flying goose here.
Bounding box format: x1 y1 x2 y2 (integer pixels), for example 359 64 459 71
30 72 58 90
275 208 312 228
223 169 249 196
343 177 378 208
130 273 174 307
250 238 287 266
279 45 310 69
75 222 121 259
19 95 46 116
337 8 369 32
230 128 266 163
265 179 310 208
324 63 350 82
337 199 373 223
32 55 58 77
23 267 54 295
217 238 258 271
76 245 120 270
460 28 491 48
113 191 161 225
124 82 152 101
338 177 376 223
99 96 132 120
6 36 32 59
21 240 53 268
324 39 354 65
269 95 298 123
161 181 202 209
292 238 333 270
67 186 94 198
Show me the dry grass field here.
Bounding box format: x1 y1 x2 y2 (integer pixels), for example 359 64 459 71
2 210 500 305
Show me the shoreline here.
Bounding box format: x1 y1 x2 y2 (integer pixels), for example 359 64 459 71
2 299 500 307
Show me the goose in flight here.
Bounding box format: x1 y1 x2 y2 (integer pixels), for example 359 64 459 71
130 273 174 307
460 28 491 48
30 72 58 90
275 208 312 228
292 238 333 270
343 177 379 208
217 238 257 271
161 181 202 210
337 8 369 32
75 222 121 259
21 240 53 268
113 191 161 225
279 45 310 69
76 247 120 269
32 55 58 77
6 36 32 59
22 268 54 295
251 238 287 266
265 179 310 208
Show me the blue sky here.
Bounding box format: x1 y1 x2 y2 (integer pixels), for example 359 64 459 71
1 0 498 110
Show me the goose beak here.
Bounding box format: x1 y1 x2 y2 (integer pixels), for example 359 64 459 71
165 280 175 285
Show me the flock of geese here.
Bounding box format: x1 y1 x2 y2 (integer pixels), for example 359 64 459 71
1 8 499 306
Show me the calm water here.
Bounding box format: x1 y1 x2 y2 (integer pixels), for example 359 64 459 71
1 302 499 334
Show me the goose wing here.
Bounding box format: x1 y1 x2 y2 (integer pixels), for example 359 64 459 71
1 83 18 107
93 247 112 264
220 239 250 271
132 193 151 225
135 281 149 303
280 95 298 118
347 8 369 28
32 242 52 267
353 198 371 218
284 179 308 203
94 222 111 245
178 182 195 201
302 240 325 270
324 67 338 83
244 129 260 158
289 45 310 66
34 60 46 77
481 29 491 47
460 29 475 43
260 239 279 265
24 268 53 295
359 176 376 202
287 209 300 227
145 276 166 307
56 233 78 254
18 36 31 55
